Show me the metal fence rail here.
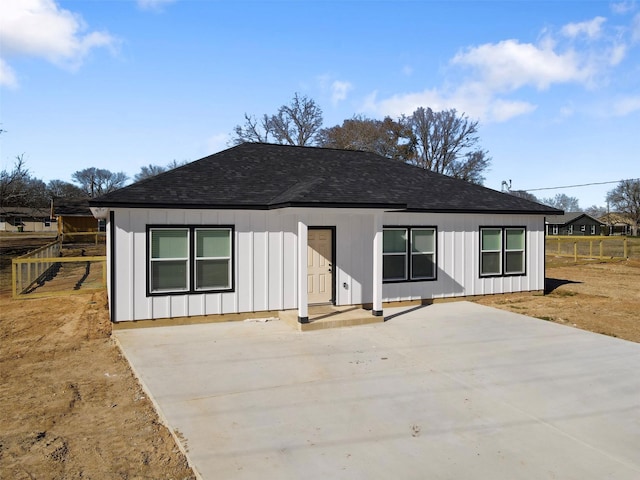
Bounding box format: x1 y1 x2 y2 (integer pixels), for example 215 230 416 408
546 235 628 261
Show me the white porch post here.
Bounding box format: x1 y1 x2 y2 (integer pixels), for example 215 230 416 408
372 212 383 316
297 221 309 323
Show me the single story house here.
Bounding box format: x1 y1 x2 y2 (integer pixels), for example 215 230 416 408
545 212 604 236
89 143 562 325
0 206 56 232
53 198 104 240
599 212 638 236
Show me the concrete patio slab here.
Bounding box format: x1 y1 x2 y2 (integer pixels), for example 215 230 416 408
114 301 640 480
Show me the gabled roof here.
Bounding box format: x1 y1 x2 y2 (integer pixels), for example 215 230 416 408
53 198 93 217
90 143 562 215
546 212 604 225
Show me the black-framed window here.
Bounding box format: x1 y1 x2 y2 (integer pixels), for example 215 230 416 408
148 225 234 295
480 227 526 277
383 227 436 282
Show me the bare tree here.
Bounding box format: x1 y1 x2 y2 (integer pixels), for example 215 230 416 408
508 190 540 202
232 113 272 144
47 179 87 199
72 167 128 198
318 115 413 162
231 93 323 146
541 193 581 212
134 160 190 182
405 107 490 184
584 205 607 219
270 93 323 146
0 155 30 206
607 179 640 236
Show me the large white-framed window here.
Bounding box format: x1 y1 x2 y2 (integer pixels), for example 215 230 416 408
480 227 526 277
383 227 437 282
148 225 234 295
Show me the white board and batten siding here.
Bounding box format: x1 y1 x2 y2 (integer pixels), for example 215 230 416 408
381 213 545 303
109 208 545 322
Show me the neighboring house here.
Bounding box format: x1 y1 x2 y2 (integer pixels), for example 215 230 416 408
599 212 637 236
89 143 562 324
53 198 103 238
0 206 56 232
545 212 604 236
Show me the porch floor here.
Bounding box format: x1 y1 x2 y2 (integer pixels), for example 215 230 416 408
279 304 383 331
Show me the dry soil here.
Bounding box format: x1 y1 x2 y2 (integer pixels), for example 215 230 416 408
1 235 639 479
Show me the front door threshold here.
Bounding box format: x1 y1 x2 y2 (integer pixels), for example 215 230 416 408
279 305 384 331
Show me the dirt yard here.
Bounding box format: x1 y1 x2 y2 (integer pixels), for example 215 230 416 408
0 235 195 479
1 234 639 478
474 256 640 342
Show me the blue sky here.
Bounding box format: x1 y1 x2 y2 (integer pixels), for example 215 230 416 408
1 0 639 208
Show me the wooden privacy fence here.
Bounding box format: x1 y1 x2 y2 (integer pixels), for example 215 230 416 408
12 240 107 299
546 235 628 261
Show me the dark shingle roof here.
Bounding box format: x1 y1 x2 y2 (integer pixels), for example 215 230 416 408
54 198 92 216
546 212 604 225
90 143 562 214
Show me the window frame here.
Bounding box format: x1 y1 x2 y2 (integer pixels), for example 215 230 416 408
479 226 527 278
552 225 558 235
590 225 596 235
568 225 573 234
383 226 437 283
147 225 235 296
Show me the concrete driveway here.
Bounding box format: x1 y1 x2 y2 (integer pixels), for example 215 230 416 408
114 302 640 480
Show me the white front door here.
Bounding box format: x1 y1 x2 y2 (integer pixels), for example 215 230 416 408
307 229 333 304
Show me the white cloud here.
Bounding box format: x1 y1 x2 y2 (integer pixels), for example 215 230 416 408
611 1 636 15
402 65 414 76
330 80 353 105
633 13 640 42
451 39 591 91
561 16 607 39
0 58 18 88
0 0 117 86
363 13 637 124
137 0 178 11
612 95 640 115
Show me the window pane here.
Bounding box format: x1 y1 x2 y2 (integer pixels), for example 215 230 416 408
505 251 524 274
481 252 501 275
383 229 407 253
152 229 188 258
196 259 230 289
151 260 187 291
506 229 524 250
412 229 434 253
412 253 434 279
197 229 230 258
383 255 406 280
482 229 502 251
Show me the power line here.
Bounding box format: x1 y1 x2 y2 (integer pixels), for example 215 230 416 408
521 178 639 193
